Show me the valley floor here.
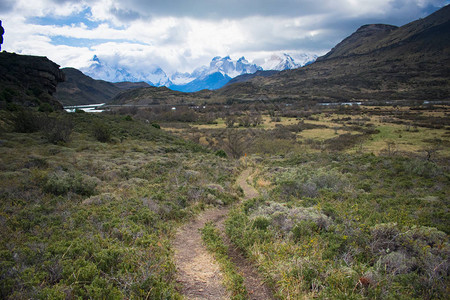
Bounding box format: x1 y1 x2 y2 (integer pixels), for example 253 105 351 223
0 104 448 299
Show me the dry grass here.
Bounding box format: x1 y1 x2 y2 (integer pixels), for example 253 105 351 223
363 124 450 155
298 128 355 141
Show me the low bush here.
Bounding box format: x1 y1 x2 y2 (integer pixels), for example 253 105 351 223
92 121 111 142
12 109 44 133
43 116 73 144
44 171 99 196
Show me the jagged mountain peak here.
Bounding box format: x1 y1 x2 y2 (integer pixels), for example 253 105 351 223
80 52 313 93
261 53 299 71
81 55 171 86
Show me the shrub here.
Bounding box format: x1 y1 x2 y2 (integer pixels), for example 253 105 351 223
215 149 227 158
92 121 112 142
44 171 99 196
12 109 44 133
376 251 416 275
151 123 161 129
250 202 333 233
43 117 73 144
292 220 319 241
253 216 270 230
38 103 54 113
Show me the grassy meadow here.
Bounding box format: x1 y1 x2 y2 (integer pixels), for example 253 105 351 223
0 102 448 299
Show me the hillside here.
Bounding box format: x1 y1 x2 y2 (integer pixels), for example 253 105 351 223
0 52 65 110
55 68 151 106
110 85 213 106
225 70 279 86
218 5 450 102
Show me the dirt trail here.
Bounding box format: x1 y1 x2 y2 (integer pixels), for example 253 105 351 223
236 168 259 200
173 167 273 299
173 207 230 299
218 168 274 300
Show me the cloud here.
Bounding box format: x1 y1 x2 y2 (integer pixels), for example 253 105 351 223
0 0 15 13
109 7 141 22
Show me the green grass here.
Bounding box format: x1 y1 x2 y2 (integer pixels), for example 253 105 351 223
201 222 248 300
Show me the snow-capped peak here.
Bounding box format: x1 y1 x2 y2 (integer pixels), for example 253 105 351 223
262 53 299 71
202 56 262 78
81 55 171 86
79 52 317 92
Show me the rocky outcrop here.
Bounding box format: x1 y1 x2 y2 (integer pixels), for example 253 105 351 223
0 52 65 109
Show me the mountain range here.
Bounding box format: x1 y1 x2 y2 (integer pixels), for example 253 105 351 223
2 5 448 109
111 4 450 105
81 53 316 92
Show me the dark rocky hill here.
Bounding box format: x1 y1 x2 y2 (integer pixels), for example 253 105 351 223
55 68 151 106
0 52 65 109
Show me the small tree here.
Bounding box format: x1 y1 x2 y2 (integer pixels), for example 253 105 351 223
384 140 397 156
222 129 250 159
251 114 263 127
238 115 251 127
225 115 236 128
422 139 442 161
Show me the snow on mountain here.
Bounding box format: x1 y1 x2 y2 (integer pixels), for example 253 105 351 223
195 56 262 79
291 53 318 67
261 53 317 71
169 56 262 92
170 71 197 85
80 53 317 92
170 72 232 92
262 53 299 71
81 55 171 86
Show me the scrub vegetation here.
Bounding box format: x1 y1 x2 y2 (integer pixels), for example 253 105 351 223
0 109 238 299
0 102 448 299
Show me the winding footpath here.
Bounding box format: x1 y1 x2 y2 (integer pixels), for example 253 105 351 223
173 168 274 299
173 207 230 299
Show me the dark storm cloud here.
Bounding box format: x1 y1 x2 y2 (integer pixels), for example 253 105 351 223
123 0 329 19
0 0 15 13
120 0 448 20
109 7 141 22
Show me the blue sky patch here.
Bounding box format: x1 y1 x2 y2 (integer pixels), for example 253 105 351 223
27 8 100 28
49 35 149 48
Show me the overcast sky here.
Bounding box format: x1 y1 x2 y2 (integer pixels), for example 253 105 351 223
0 0 448 74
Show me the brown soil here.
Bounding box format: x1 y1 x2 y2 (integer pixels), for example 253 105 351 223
173 168 274 299
173 207 230 299
218 168 274 300
236 168 259 200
